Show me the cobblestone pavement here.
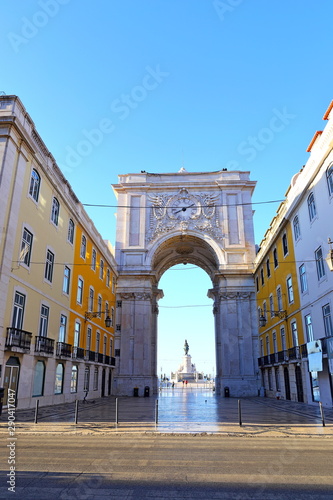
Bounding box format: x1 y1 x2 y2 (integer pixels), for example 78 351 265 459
0 388 332 436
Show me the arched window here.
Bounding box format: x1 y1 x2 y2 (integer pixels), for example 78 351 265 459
32 361 45 396
327 163 333 196
71 366 78 393
54 363 64 394
51 197 60 225
80 235 86 259
307 192 316 221
29 169 40 202
68 219 75 244
293 215 301 241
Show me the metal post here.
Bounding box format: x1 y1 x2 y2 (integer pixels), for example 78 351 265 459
238 399 242 426
155 399 159 425
115 397 119 425
34 399 39 424
74 399 79 424
319 401 326 427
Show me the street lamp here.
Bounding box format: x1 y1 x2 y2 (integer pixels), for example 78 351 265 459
84 311 112 328
259 309 287 328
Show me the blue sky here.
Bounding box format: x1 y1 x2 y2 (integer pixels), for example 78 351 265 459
2 0 333 376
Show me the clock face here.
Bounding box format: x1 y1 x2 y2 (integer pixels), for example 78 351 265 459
169 196 200 220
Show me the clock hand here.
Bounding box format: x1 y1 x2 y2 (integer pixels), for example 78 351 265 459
174 203 195 214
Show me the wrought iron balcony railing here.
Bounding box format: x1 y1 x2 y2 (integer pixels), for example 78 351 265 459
6 327 32 350
56 342 72 358
35 336 55 355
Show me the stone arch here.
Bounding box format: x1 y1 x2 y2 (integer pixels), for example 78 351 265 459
112 170 259 396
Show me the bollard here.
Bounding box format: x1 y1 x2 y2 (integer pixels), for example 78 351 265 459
155 399 159 425
74 399 79 424
238 399 242 426
34 399 39 424
115 398 119 425
319 401 326 427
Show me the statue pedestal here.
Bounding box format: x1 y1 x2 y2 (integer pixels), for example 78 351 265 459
176 354 197 381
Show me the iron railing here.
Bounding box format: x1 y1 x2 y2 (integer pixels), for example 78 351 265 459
56 342 72 358
35 336 55 354
6 327 32 350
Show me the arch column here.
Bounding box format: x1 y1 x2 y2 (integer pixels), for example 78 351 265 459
114 278 163 396
209 276 259 396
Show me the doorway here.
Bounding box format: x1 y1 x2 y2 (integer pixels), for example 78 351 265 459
3 357 20 407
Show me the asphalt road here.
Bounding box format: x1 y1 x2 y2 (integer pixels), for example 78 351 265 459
1 434 332 499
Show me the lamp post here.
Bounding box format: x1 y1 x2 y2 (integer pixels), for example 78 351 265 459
259 309 287 328
84 311 112 328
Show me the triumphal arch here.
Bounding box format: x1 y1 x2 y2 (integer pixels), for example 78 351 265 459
112 169 259 396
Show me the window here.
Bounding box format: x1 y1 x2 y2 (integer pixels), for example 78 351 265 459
260 268 264 286
291 321 298 346
111 307 115 326
51 197 60 225
268 369 273 390
263 301 267 321
266 335 270 355
45 249 54 282
110 338 113 356
77 278 83 304
54 363 64 394
39 305 49 337
269 295 274 318
260 339 264 356
92 249 96 270
293 215 301 241
84 366 90 392
307 192 316 221
273 248 278 268
63 266 71 294
266 259 271 278
273 332 277 353
98 295 102 317
99 259 104 280
29 169 40 202
327 163 333 196
106 268 110 287
93 366 98 390
286 276 294 303
310 372 320 402
12 291 25 329
80 235 86 259
256 276 259 292
86 327 92 351
96 332 100 353
71 366 78 393
323 304 333 337
299 264 308 293
304 314 314 342
89 287 94 312
112 276 116 293
315 247 326 280
277 286 283 311
74 321 80 347
280 327 286 351
103 335 107 355
20 228 33 266
59 314 67 342
32 361 45 397
282 234 288 256
68 219 75 244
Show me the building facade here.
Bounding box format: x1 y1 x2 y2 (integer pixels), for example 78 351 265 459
255 100 333 407
0 95 117 409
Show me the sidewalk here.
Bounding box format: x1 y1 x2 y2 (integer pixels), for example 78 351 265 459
1 388 332 437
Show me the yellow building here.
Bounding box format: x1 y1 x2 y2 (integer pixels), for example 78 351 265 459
0 95 117 409
69 217 117 397
254 207 306 402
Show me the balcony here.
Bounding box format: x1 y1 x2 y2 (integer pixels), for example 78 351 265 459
6 327 32 350
288 346 301 360
97 352 104 363
56 342 72 358
85 349 96 361
110 356 116 367
35 336 55 355
277 350 288 363
72 346 85 359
